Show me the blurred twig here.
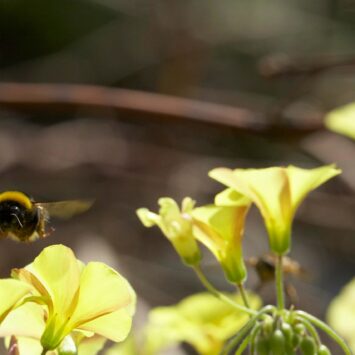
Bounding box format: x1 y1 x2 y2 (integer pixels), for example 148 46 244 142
259 53 355 78
0 82 322 134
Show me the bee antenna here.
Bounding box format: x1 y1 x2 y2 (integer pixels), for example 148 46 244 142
11 214 23 228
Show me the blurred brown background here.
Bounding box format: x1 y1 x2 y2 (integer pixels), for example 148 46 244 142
0 0 355 353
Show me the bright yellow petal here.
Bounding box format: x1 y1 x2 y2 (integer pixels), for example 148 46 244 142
327 278 355 342
28 245 81 317
286 164 341 212
325 103 355 140
215 188 250 207
192 205 249 283
136 209 161 228
192 205 247 244
7 336 44 355
78 308 133 342
70 262 134 328
0 303 45 339
0 279 31 323
77 335 107 355
209 167 289 223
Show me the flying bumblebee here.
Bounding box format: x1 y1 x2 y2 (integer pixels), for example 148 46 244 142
247 254 308 304
0 191 93 242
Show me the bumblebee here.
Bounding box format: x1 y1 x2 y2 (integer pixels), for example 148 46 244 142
0 191 93 242
247 254 308 305
247 254 306 286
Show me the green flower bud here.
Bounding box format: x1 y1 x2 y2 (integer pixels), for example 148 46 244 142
294 323 306 336
256 334 270 355
262 316 274 335
317 344 331 355
300 336 317 355
281 322 293 344
270 329 286 355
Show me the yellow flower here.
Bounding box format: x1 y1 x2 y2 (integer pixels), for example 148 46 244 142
143 292 261 355
191 200 250 284
11 244 136 352
327 278 355 353
137 197 201 266
325 102 355 140
0 279 31 324
209 165 341 255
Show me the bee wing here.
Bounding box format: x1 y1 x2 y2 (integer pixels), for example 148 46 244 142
35 200 94 219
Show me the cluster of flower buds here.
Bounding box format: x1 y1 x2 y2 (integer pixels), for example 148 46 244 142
253 311 331 355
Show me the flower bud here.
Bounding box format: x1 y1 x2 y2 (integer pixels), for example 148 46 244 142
294 323 306 336
300 336 317 355
317 344 331 355
281 322 293 344
256 333 270 355
270 329 286 355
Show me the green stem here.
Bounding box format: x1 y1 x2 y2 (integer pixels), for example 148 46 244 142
41 349 47 355
275 254 285 310
237 283 251 309
235 334 251 355
249 322 262 355
296 311 352 355
295 316 321 346
221 305 275 355
193 266 256 315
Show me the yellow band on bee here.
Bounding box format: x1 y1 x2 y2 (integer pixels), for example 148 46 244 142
0 191 33 210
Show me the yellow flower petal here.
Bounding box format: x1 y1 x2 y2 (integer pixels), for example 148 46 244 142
28 245 81 318
215 188 250 207
325 102 355 140
0 279 31 323
8 336 44 355
78 308 133 342
327 278 355 351
209 165 340 255
70 262 134 328
286 164 341 211
77 335 107 355
145 292 261 355
210 167 290 225
0 303 45 339
137 198 201 266
192 205 249 283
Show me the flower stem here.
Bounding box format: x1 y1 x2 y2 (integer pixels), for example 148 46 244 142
295 316 321 346
221 305 275 355
275 254 285 310
236 283 251 309
296 310 352 355
193 266 256 315
41 349 47 355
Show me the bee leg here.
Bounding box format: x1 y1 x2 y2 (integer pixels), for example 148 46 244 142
36 207 54 238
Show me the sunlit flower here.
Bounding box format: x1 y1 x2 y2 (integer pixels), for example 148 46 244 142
11 244 136 352
325 102 355 140
191 200 250 283
143 292 261 355
209 165 341 255
327 278 355 353
0 279 31 324
137 197 201 266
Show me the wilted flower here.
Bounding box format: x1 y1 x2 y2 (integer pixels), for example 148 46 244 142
137 197 201 266
11 244 135 352
209 165 341 255
191 201 250 284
